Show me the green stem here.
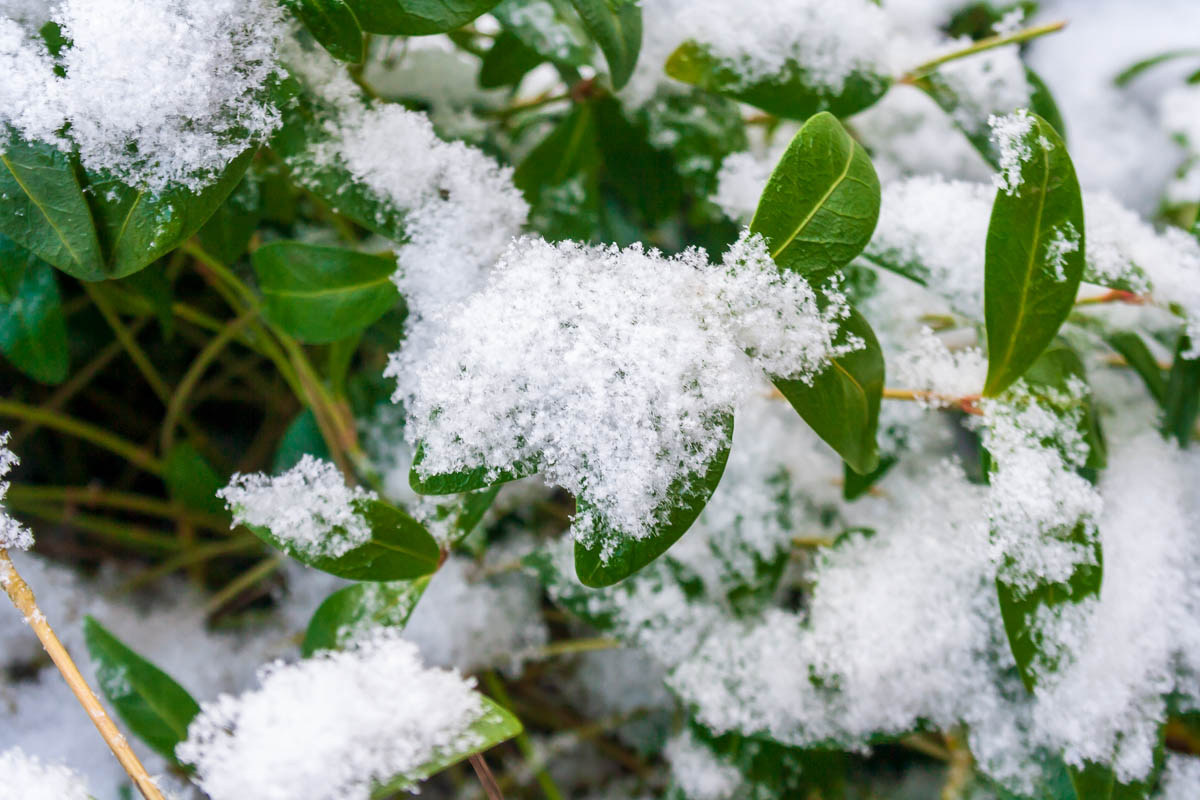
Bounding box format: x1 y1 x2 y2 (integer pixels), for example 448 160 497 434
119 538 263 593
82 283 172 405
161 311 254 453
204 555 284 615
5 485 230 532
0 399 164 476
902 20 1067 80
6 501 178 553
483 672 566 800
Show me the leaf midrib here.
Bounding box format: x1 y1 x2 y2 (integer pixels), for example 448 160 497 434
261 273 394 300
764 136 856 263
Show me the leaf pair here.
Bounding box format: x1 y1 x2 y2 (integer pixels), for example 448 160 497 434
0 129 255 283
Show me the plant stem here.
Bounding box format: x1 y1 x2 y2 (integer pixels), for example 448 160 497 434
0 399 164 476
5 484 230 532
468 754 505 800
0 550 166 800
4 501 179 553
901 20 1067 81
483 672 565 800
881 388 983 415
204 555 283 615
82 283 173 405
529 637 621 659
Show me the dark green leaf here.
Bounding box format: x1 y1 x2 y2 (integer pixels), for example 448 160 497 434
0 241 68 384
0 129 104 278
163 442 228 518
513 104 601 240
1162 332 1200 448
1027 68 1067 143
252 241 401 344
1022 342 1106 470
665 40 889 120
346 0 502 35
749 112 881 283
118 263 175 338
285 0 364 63
370 697 522 794
574 414 732 587
983 113 1085 397
569 0 641 89
773 306 884 475
302 576 430 656
479 31 545 88
1106 331 1167 408
83 147 257 281
593 97 682 226
246 497 441 581
197 171 262 265
273 408 332 473
83 616 201 764
409 442 539 495
842 455 896 501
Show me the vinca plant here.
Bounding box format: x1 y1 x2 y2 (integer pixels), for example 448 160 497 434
3 0 1200 798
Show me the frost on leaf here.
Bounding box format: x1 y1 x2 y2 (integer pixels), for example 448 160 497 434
0 432 32 551
0 0 285 191
218 455 377 560
176 631 490 800
398 232 856 560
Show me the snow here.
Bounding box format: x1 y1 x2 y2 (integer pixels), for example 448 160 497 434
0 433 32 551
399 232 854 558
218 455 377 560
663 732 745 800
177 630 488 800
0 748 91 800
989 109 1036 195
0 0 285 191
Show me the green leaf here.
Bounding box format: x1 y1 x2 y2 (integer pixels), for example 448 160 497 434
513 104 601 241
1162 332 1200 448
83 616 201 764
303 576 431 656
479 31 545 88
409 443 539 495
118 263 175 338
1106 331 1167 407
197 171 262 265
983 113 1085 397
1022 342 1106 470
574 414 732 587
370 697 522 795
0 241 68 384
82 147 257 281
284 0 364 63
569 0 641 89
842 455 896 501
0 129 104 278
346 0 502 35
247 497 441 581
163 442 228 518
665 40 889 120
773 306 884 475
252 241 401 344
1114 48 1200 86
273 408 332 473
493 0 592 67
593 97 682 227
1027 68 1067 144
749 112 881 283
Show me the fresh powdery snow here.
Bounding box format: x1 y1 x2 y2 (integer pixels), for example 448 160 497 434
218 455 377 560
176 631 489 800
0 432 32 551
0 0 285 191
397 232 856 558
989 109 1037 195
0 748 92 800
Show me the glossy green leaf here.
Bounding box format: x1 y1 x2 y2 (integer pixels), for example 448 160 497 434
370 696 522 794
842 455 896 501
569 0 641 89
1027 68 1067 144
303 576 431 656
1114 48 1200 86
83 616 201 763
0 241 68 384
493 0 591 67
83 148 257 281
1162 332 1200 448
479 31 545 88
983 113 1085 397
273 408 332 473
252 241 401 344
593 97 682 226
409 443 539 495
247 498 440 581
285 0 364 63
773 306 884 475
574 414 732 587
1106 331 1167 407
665 40 889 121
0 129 104 277
346 0 502 35
749 112 881 283
163 442 228 518
513 104 601 240
197 171 262 265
